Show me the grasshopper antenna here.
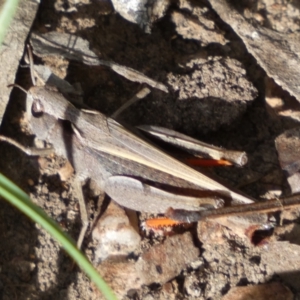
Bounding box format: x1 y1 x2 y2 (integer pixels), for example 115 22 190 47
7 83 28 94
26 44 36 86
7 45 35 94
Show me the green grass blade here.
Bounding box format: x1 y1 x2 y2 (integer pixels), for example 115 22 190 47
0 1 116 298
0 0 20 46
0 173 117 300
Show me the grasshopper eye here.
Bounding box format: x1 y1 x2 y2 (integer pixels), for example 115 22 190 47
31 99 44 116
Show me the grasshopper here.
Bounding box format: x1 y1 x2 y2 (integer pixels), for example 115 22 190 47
27 83 256 206
3 49 260 248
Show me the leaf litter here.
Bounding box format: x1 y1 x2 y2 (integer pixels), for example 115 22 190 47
1 0 300 299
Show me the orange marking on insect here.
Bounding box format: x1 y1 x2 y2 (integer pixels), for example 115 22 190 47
186 158 233 167
144 217 184 229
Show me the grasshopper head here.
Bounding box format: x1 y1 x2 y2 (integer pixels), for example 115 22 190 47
28 85 76 122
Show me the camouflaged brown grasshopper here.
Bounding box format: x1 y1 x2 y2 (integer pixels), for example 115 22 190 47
2 48 259 248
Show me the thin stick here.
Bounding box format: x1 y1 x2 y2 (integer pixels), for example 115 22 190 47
166 194 300 222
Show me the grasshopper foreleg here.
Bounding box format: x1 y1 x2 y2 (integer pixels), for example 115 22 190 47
72 178 89 249
0 135 54 156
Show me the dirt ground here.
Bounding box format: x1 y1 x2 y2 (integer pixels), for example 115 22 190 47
1 0 300 299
